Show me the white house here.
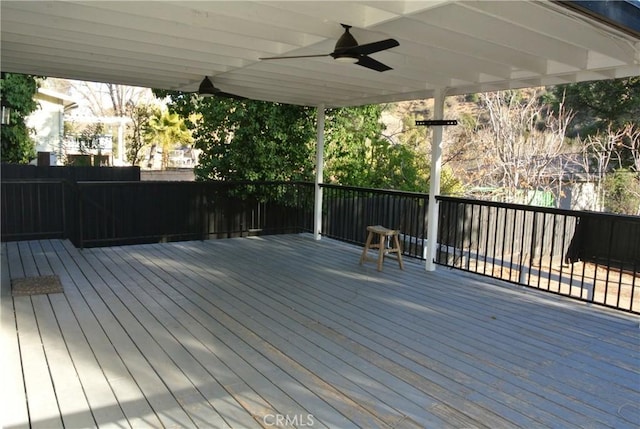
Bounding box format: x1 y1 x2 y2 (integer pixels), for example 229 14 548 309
25 88 78 165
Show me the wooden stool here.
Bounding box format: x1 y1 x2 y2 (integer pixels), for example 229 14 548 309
359 225 404 271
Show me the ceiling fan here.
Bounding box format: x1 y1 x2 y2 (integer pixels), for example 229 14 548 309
197 76 245 100
260 24 399 72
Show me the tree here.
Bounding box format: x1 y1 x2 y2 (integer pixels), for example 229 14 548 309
125 102 156 166
603 168 640 215
0 73 41 164
551 78 640 213
551 77 640 137
156 89 449 193
324 105 385 186
147 109 192 169
393 107 467 195
551 77 639 171
576 124 640 214
197 99 314 181
465 89 574 204
324 104 438 192
154 90 317 181
63 79 150 117
77 122 106 154
47 79 155 163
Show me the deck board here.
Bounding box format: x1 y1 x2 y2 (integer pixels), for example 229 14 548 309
94 246 261 429
23 241 95 427
78 252 228 428
1 243 30 429
196 238 598 427
97 244 312 429
13 296 64 429
42 239 165 428
2 235 638 429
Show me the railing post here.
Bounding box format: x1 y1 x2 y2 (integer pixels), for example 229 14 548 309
314 104 325 240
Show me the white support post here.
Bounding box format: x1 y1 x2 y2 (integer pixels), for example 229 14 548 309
425 89 446 271
314 104 325 240
117 119 125 165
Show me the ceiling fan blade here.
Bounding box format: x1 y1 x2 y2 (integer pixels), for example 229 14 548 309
344 38 399 56
356 55 393 72
258 25 399 71
217 91 246 100
260 53 330 60
197 76 246 99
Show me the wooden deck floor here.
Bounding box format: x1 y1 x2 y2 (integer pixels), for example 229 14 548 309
2 234 638 429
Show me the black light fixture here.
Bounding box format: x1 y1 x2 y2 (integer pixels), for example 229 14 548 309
1 98 11 125
198 76 219 97
1 72 11 125
332 25 359 64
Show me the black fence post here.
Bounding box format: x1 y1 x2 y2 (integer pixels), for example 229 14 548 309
77 184 84 249
200 181 207 241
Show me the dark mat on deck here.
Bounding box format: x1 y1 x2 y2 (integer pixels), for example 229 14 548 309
12 275 64 296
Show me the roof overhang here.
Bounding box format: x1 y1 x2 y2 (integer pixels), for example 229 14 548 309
35 88 78 109
2 1 639 108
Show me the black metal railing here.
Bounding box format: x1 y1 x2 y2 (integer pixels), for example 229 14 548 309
437 196 639 313
321 183 429 258
319 184 638 313
2 179 638 313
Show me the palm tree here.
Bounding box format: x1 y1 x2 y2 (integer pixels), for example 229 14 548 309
146 110 192 169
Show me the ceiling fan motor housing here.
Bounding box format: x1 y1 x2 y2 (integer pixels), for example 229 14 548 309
198 76 219 96
332 25 359 62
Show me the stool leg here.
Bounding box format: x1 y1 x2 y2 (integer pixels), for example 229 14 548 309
360 231 373 265
394 234 404 270
377 234 385 271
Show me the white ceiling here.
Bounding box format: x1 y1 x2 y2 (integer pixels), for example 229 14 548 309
2 1 639 107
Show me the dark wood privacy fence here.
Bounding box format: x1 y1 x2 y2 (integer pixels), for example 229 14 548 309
1 180 313 248
1 180 75 241
1 164 141 181
2 180 638 313
436 197 640 273
77 181 314 247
